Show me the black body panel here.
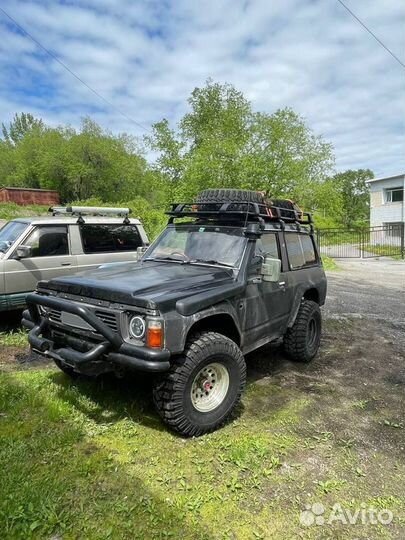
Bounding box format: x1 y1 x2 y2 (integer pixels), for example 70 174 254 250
40 260 236 313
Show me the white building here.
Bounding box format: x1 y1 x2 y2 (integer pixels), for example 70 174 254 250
367 173 404 239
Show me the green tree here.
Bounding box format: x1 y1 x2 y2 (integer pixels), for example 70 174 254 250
148 80 334 207
331 169 373 227
1 112 44 146
0 114 157 204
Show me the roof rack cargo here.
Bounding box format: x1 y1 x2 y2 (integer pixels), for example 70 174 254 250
50 206 131 217
166 201 313 229
50 206 132 224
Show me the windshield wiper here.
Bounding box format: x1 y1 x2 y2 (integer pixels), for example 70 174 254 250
144 256 191 264
190 258 234 268
145 256 234 268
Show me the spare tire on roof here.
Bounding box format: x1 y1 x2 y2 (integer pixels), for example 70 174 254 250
195 188 303 220
271 199 302 219
196 189 266 212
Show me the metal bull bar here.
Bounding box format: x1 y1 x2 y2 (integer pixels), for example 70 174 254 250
23 293 171 372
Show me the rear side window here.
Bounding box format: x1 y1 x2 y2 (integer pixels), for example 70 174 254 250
301 235 317 265
285 233 316 269
80 224 142 254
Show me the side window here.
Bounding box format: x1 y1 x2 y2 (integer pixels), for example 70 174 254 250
23 226 69 257
300 235 316 265
80 224 142 254
255 233 280 259
285 233 316 269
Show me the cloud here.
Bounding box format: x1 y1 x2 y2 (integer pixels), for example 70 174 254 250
0 0 403 176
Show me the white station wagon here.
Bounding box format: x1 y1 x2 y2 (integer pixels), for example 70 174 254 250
0 206 148 311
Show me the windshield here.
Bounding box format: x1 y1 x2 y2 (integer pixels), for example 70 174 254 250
145 225 246 268
0 221 28 253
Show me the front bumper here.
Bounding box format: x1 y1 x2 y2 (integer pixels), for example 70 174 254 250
22 293 171 373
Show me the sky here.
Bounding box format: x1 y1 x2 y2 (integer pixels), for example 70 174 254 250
0 0 404 177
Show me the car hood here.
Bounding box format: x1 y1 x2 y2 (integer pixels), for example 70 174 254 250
40 260 241 313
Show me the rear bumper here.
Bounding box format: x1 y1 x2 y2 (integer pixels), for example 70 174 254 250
23 293 171 373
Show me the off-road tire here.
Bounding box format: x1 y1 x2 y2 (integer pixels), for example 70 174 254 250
152 332 246 436
283 300 321 362
54 359 78 378
271 199 301 219
196 189 265 212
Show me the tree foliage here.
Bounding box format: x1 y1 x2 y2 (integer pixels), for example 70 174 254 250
0 114 161 204
1 112 44 146
330 169 372 227
149 80 335 209
0 84 373 234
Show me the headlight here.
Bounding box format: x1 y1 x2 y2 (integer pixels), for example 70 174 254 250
129 316 146 339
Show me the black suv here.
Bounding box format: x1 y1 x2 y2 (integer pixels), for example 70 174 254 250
23 190 327 436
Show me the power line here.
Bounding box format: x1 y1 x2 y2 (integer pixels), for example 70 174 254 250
0 6 152 132
336 0 405 69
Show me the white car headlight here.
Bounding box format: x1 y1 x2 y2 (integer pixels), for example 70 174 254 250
129 315 146 339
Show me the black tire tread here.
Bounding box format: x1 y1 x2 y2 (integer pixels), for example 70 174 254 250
153 331 246 437
283 300 321 362
196 189 264 205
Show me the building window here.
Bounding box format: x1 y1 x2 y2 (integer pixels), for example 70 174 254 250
385 188 404 203
383 223 402 238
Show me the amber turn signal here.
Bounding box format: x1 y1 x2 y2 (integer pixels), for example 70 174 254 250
147 320 163 348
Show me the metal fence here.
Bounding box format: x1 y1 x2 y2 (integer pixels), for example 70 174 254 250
317 224 405 259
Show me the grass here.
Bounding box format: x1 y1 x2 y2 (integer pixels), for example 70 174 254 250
321 255 340 270
0 370 305 539
0 358 403 538
0 318 404 539
362 244 404 260
0 330 28 348
0 203 49 221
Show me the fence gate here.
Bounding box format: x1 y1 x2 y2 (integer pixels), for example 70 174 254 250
317 224 405 259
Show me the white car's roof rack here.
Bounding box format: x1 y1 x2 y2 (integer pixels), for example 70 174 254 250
50 206 132 224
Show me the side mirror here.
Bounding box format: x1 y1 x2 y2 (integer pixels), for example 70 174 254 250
261 256 281 282
136 246 148 261
15 245 32 259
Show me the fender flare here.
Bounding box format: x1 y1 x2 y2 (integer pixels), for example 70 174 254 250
287 287 320 328
182 303 242 348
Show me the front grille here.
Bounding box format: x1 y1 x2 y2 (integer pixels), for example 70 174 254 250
47 307 118 333
94 310 119 332
49 308 62 323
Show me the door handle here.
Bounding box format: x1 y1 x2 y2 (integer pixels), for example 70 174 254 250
248 276 262 284
61 262 71 266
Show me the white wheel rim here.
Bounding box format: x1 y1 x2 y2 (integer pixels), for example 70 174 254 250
190 362 230 412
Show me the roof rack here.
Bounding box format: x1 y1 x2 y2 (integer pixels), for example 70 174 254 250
166 201 313 229
50 206 132 224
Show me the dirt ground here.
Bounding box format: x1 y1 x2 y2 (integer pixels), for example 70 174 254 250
324 258 405 353
249 258 405 454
